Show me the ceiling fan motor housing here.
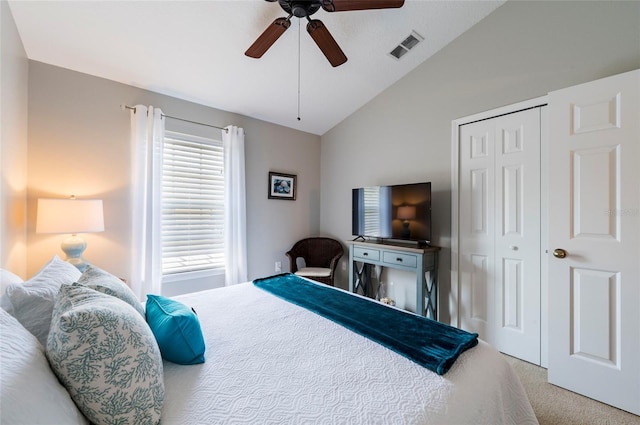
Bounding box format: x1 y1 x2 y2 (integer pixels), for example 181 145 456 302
279 0 322 18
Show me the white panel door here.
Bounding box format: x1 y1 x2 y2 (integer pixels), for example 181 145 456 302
548 69 639 414
494 110 541 364
459 108 541 364
459 119 496 342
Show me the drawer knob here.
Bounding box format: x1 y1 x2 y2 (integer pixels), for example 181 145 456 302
397 258 403 262
363 252 368 256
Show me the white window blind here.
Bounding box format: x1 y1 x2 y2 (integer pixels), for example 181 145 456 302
161 131 225 275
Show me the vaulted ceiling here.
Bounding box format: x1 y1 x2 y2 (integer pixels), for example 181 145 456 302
9 0 504 135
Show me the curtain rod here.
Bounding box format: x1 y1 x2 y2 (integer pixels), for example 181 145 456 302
122 104 228 133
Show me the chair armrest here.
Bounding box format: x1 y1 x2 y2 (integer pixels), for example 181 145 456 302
285 251 298 273
327 252 343 277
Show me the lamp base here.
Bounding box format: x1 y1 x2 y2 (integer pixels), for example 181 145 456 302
61 234 90 272
401 221 411 239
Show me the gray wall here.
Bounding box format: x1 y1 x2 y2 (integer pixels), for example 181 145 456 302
6 0 640 306
320 1 640 321
0 0 28 278
26 62 321 284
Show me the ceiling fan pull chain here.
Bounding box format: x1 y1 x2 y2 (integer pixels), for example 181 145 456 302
297 18 301 121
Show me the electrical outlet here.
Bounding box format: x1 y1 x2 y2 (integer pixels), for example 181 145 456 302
341 261 347 271
275 261 282 273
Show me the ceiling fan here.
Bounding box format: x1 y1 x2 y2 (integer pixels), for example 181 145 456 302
245 0 405 67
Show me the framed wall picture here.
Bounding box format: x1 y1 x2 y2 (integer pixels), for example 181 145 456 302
268 172 296 200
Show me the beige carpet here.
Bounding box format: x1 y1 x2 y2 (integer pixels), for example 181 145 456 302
503 355 640 425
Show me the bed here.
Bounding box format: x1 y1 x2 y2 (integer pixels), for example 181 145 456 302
0 257 538 425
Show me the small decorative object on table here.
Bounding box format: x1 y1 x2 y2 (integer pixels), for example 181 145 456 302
376 281 395 306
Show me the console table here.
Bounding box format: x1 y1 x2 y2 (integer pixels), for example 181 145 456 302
346 241 440 320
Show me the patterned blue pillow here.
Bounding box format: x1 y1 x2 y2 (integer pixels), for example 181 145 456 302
146 295 205 365
47 285 164 425
76 265 145 318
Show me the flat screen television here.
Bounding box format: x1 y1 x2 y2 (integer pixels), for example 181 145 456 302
352 182 431 246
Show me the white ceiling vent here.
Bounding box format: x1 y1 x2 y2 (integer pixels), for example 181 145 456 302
389 30 424 60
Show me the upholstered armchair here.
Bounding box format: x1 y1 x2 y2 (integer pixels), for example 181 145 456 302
286 237 344 286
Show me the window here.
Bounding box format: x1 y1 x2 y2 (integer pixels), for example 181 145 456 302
161 131 224 275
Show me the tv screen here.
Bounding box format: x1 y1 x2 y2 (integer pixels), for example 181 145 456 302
352 182 431 245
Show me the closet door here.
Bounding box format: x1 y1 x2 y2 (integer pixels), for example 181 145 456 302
459 118 496 343
459 108 541 365
548 69 639 414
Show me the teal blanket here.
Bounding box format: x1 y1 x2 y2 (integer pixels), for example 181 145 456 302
253 273 478 375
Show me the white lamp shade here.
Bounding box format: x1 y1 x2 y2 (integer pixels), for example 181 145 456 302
397 205 416 220
36 198 105 234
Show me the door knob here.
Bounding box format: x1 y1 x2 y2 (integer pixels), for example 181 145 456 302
553 248 568 259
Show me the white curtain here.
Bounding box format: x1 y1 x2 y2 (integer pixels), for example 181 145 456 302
223 126 247 285
130 105 165 299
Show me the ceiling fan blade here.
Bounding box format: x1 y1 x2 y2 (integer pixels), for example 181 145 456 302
307 19 347 67
245 17 291 59
321 0 404 12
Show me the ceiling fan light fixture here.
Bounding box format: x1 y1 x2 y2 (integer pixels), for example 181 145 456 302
292 4 307 17
287 0 321 18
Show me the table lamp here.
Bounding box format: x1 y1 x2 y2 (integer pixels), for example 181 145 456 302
397 205 416 239
36 196 104 271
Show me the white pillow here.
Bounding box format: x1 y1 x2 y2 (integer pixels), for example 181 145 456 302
0 255 81 346
47 284 164 425
0 268 23 297
0 308 88 425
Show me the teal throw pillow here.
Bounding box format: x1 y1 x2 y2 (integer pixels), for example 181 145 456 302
145 295 205 365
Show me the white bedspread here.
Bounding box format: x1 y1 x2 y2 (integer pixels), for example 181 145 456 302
162 282 538 424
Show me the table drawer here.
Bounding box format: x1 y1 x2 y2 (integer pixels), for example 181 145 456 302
353 247 380 262
383 251 418 268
